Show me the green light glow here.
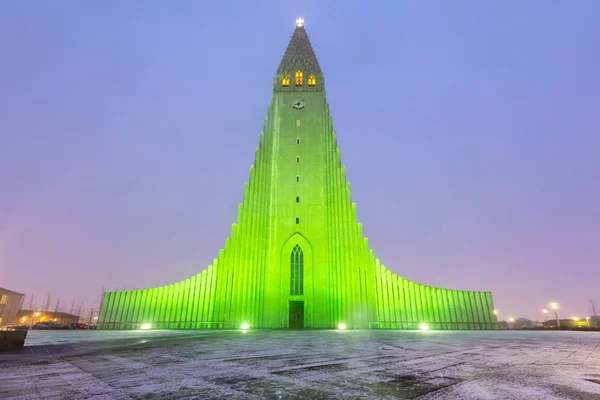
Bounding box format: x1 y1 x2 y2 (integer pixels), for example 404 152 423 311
97 24 497 332
420 323 430 331
241 323 249 330
140 323 151 330
338 323 347 330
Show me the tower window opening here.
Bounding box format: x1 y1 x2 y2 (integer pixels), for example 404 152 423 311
296 196 300 203
295 70 303 86
296 120 300 127
290 244 304 295
296 175 300 182
282 76 290 87
296 138 300 144
308 75 316 87
296 156 300 163
295 217 300 224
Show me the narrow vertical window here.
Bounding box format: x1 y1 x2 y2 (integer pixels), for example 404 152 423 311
290 245 304 295
308 75 316 87
296 138 300 144
296 156 300 163
295 70 303 86
296 175 300 182
296 196 300 203
282 76 290 87
295 217 300 224
296 120 300 127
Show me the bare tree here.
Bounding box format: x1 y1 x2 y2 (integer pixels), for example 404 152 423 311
68 297 76 316
52 297 61 320
590 299 598 318
43 293 52 313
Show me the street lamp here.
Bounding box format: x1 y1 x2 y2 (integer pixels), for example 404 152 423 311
573 317 580 321
542 309 548 321
550 302 560 329
586 317 591 328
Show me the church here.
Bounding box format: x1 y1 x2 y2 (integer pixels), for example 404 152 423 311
98 20 497 330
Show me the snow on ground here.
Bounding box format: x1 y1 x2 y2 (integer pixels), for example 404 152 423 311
1 330 599 399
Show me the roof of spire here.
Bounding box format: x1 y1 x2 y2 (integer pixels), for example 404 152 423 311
277 25 321 74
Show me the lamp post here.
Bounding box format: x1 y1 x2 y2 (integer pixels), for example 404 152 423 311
550 302 560 329
586 317 591 328
542 309 548 321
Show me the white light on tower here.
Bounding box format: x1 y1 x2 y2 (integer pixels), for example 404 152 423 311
296 18 304 27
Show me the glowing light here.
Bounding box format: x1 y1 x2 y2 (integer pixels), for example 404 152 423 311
241 323 249 330
508 317 515 322
542 309 548 314
296 18 304 27
35 312 40 317
338 323 347 330
419 323 430 331
573 317 580 321
53 318 57 322
94 316 98 320
493 310 499 315
550 302 559 310
140 323 151 330
22 317 27 322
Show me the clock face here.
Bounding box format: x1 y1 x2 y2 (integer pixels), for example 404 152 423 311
292 100 305 109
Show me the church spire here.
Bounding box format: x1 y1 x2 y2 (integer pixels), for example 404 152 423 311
277 19 322 75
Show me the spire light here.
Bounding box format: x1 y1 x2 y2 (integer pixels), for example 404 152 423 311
296 18 304 27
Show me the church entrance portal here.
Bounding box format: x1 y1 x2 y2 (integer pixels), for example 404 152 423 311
289 301 304 328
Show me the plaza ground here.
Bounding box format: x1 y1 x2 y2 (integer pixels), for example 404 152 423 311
1 330 599 399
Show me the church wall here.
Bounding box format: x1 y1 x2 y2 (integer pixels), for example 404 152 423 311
97 37 498 331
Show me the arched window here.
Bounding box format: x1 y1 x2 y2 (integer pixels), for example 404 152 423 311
308 75 316 87
295 70 303 86
282 76 290 87
290 244 304 295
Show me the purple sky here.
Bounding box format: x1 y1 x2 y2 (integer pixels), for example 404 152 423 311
1 1 599 321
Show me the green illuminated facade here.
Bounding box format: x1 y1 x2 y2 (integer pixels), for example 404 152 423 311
98 23 497 330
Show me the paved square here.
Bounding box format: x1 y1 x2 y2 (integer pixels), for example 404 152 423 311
1 330 599 399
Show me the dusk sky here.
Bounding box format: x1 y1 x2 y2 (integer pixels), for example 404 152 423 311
1 1 599 321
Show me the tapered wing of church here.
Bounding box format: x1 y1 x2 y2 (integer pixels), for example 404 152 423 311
98 23 497 330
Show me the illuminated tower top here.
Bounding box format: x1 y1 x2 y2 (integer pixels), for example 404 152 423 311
276 19 323 92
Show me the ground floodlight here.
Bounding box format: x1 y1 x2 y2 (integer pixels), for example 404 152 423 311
420 323 430 331
140 323 151 330
338 323 347 330
241 323 249 330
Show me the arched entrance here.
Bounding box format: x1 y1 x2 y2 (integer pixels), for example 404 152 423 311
280 233 312 328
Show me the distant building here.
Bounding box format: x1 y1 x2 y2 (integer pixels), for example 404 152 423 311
543 318 598 329
0 287 25 327
17 310 80 326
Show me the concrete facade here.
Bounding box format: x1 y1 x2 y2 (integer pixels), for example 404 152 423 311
0 287 24 327
98 24 497 330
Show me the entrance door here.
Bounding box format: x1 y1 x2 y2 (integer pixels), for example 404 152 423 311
289 301 304 328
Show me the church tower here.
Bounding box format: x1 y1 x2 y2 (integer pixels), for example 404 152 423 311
98 21 497 330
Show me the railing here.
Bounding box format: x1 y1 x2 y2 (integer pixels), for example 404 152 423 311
368 321 505 330
98 321 226 330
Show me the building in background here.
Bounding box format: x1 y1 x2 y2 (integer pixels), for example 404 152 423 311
98 21 497 330
16 310 80 326
0 287 25 327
